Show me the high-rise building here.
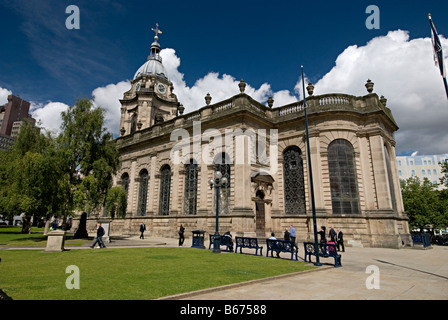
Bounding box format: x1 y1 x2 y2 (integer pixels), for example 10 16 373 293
0 95 35 139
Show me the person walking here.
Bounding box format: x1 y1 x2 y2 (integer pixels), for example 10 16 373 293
90 223 106 248
337 228 345 252
139 222 146 239
178 224 185 246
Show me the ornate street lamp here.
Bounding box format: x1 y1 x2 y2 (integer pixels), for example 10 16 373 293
209 171 228 253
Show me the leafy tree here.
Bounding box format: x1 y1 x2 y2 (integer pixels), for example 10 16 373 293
57 98 119 227
440 160 448 188
105 186 128 219
0 120 62 233
400 176 447 230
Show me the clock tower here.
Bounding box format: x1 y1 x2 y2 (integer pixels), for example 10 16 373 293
119 24 180 136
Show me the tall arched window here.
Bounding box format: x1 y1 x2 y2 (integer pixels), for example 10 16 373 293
214 152 230 215
282 146 306 215
159 165 171 216
121 173 130 194
137 169 148 216
184 159 198 215
328 139 360 214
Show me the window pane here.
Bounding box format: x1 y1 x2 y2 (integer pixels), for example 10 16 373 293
328 140 360 214
184 159 198 215
159 165 171 215
137 170 148 216
283 146 306 215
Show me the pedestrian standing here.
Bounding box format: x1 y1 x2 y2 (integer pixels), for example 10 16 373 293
289 225 296 244
90 223 106 248
178 224 185 246
318 226 327 244
329 226 337 243
139 222 146 239
337 228 345 252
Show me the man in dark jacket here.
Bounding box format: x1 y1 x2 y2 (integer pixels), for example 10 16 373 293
90 223 106 248
337 228 345 252
140 222 146 239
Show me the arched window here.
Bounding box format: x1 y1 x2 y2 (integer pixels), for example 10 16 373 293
159 165 171 215
328 139 360 214
137 169 148 216
121 173 130 194
214 152 230 215
184 159 198 215
130 113 138 134
282 146 306 215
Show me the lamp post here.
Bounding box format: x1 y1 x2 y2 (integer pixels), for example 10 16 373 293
301 66 321 266
209 171 228 253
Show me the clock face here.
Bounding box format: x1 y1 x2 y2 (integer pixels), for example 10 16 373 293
157 82 166 94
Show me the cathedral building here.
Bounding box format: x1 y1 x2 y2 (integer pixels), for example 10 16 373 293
106 29 410 248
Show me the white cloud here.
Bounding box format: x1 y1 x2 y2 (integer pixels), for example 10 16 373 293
160 48 275 112
30 101 69 134
311 30 448 155
0 87 12 105
7 29 448 156
92 81 132 136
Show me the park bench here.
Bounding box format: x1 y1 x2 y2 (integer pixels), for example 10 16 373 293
266 239 298 260
234 236 263 256
303 242 342 267
208 234 233 252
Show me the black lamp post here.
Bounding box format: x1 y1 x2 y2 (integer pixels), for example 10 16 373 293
302 66 321 266
209 171 228 253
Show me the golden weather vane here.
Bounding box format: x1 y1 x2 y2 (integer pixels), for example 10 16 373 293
152 23 162 41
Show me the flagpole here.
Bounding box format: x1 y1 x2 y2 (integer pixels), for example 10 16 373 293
443 77 448 100
428 13 448 100
301 66 321 266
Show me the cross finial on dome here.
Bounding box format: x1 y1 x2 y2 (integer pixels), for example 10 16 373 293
152 23 163 41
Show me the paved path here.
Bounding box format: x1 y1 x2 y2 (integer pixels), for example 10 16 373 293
3 235 448 300
103 236 448 300
170 245 448 300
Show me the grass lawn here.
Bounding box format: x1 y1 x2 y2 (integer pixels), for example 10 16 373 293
0 227 316 300
0 247 315 300
0 226 89 248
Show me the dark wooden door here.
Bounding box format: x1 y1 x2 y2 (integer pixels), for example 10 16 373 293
255 200 265 237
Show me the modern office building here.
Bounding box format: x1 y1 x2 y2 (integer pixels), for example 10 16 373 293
396 153 448 189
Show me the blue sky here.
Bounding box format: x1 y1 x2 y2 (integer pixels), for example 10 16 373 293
1 0 448 155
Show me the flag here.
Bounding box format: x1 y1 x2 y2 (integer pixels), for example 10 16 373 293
429 14 446 78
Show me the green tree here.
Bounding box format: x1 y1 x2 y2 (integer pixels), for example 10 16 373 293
0 120 62 233
57 98 119 227
400 176 447 230
105 186 128 219
440 160 448 188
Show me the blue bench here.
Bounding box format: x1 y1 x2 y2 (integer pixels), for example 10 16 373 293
266 239 298 260
234 236 263 256
208 234 233 252
303 242 342 267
